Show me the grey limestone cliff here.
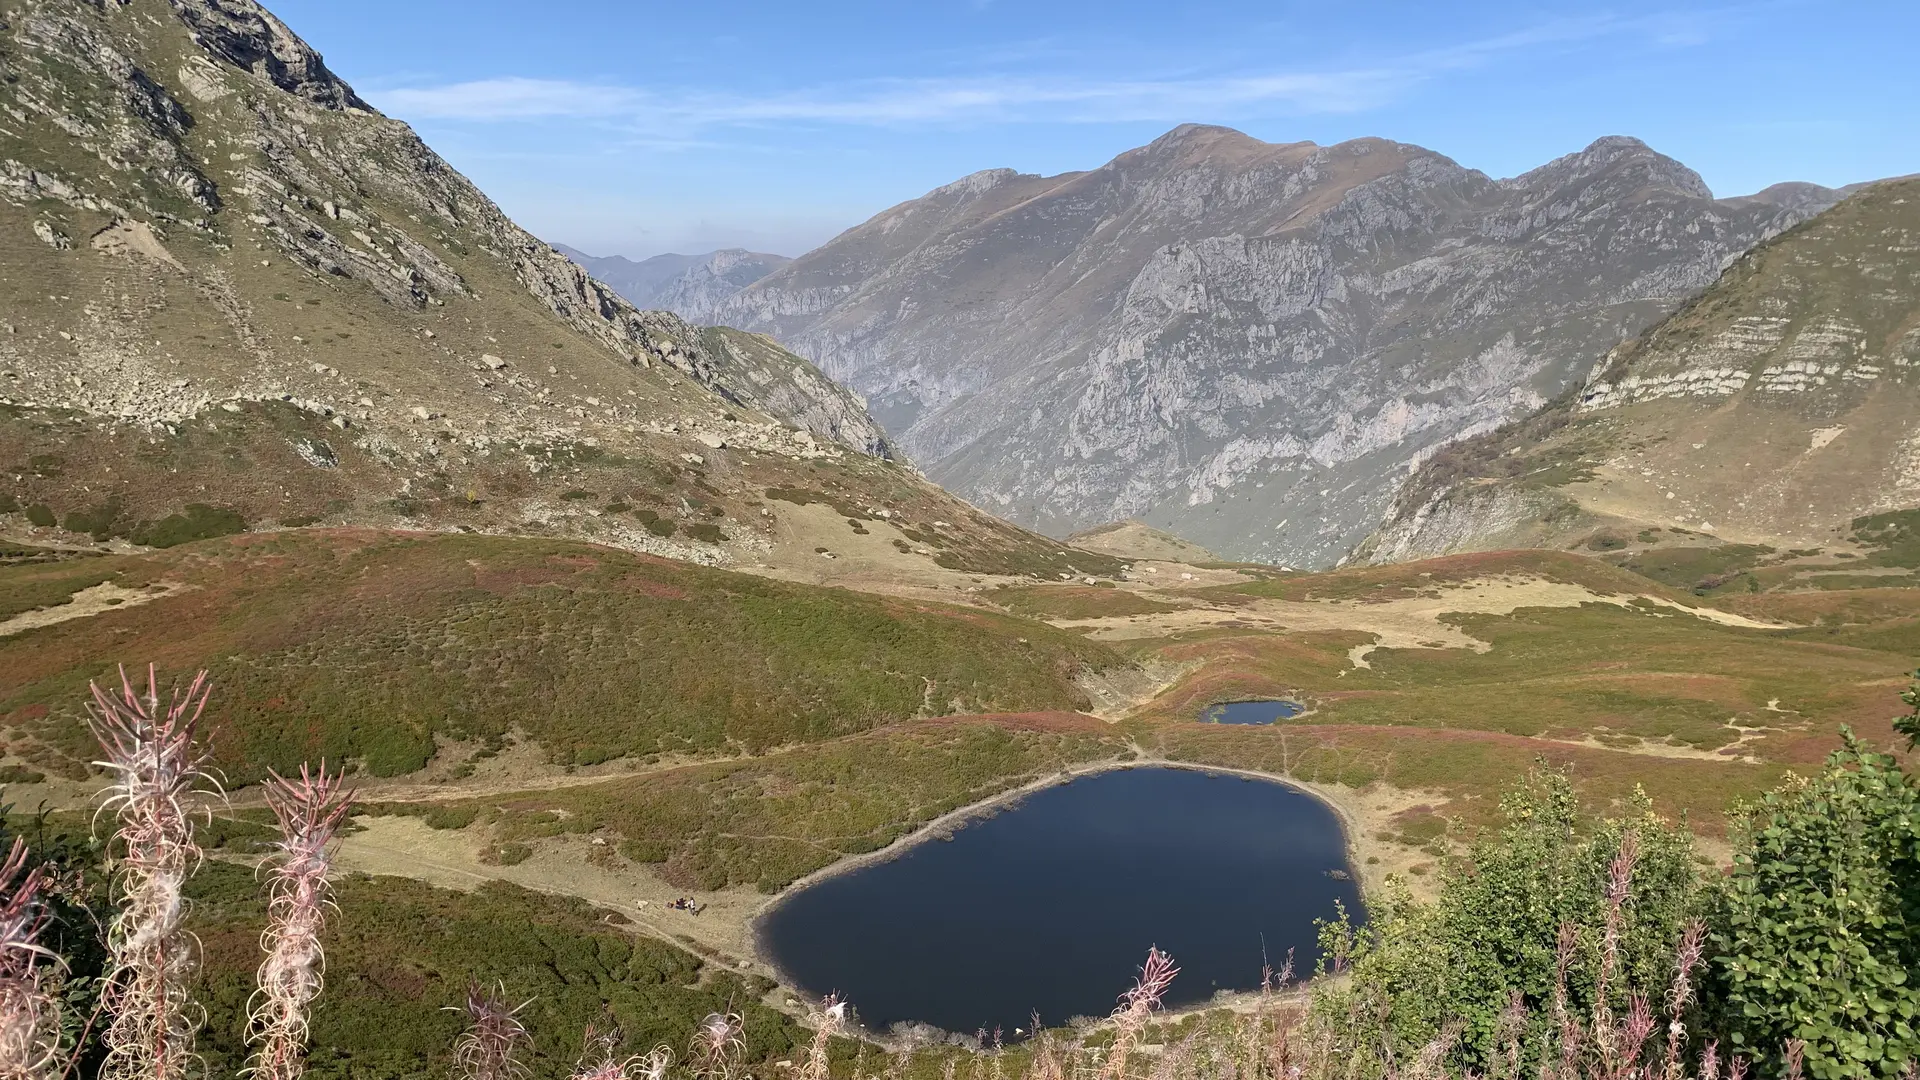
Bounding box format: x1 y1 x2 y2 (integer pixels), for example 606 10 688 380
709 125 1842 565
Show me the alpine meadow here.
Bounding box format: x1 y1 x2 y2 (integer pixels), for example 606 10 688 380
2 2 1917 1080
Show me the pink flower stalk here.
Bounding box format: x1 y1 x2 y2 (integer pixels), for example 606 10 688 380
1591 832 1640 1078
1698 1041 1720 1080
690 1012 744 1080
0 838 60 1080
1550 923 1582 1080
452 984 531 1080
1782 1039 1805 1080
246 764 355 1080
1661 921 1707 1080
88 665 217 1080
1099 948 1179 1080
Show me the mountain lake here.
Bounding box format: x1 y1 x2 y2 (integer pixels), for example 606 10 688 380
757 766 1362 1038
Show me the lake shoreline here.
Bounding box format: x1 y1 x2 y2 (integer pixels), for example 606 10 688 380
747 755 1367 1044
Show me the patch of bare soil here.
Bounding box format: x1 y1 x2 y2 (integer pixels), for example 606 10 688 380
0 580 192 638
1057 576 1785 669
1075 659 1199 720
335 815 776 976
739 502 1025 603
1068 521 1219 563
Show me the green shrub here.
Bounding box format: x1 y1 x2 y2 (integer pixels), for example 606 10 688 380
131 504 247 548
25 503 55 527
1709 733 1920 1078
483 841 533 865
63 498 126 541
1313 770 1703 1073
423 805 481 830
186 867 807 1079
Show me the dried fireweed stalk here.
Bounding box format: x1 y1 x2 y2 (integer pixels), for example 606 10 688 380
1100 948 1178 1080
799 996 846 1080
0 837 61 1080
245 763 355 1080
691 1011 744 1080
570 1018 672 1080
452 984 532 1080
89 665 217 1080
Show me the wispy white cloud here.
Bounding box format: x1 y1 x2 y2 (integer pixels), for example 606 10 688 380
375 66 1406 130
369 10 1728 132
380 77 646 120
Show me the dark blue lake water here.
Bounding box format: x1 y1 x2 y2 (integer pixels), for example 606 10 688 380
758 767 1361 1037
1202 700 1305 725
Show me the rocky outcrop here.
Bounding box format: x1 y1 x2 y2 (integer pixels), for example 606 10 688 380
653 249 791 322
710 125 1842 566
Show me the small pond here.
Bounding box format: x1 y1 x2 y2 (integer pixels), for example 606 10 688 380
1202 700 1304 725
759 767 1362 1037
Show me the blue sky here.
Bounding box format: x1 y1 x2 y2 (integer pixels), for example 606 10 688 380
270 0 1920 260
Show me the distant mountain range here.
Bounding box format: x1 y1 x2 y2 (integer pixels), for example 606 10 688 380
553 245 790 322
684 125 1859 566
1360 175 1920 563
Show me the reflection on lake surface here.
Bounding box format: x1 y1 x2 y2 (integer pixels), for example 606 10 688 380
759 767 1362 1037
1203 700 1305 725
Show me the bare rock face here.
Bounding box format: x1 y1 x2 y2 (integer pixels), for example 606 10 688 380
0 0 884 456
1358 177 1920 562
710 125 1841 566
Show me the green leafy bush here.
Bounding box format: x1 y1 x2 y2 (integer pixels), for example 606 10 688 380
1709 733 1920 1078
130 504 247 548
1312 771 1703 1072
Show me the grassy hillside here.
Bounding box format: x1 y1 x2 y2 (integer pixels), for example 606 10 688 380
0 530 1120 780
382 715 1124 891
1361 177 1920 565
186 864 814 1080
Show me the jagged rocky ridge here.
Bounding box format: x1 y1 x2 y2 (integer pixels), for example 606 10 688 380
557 245 791 324
0 0 887 457
705 125 1846 566
1358 176 1920 562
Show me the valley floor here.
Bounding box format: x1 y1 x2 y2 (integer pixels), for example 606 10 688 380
3 524 1916 1048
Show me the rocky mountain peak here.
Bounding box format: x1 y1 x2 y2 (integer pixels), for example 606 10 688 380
930 167 1027 199
165 0 368 111
706 127 1845 566
1507 135 1713 201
